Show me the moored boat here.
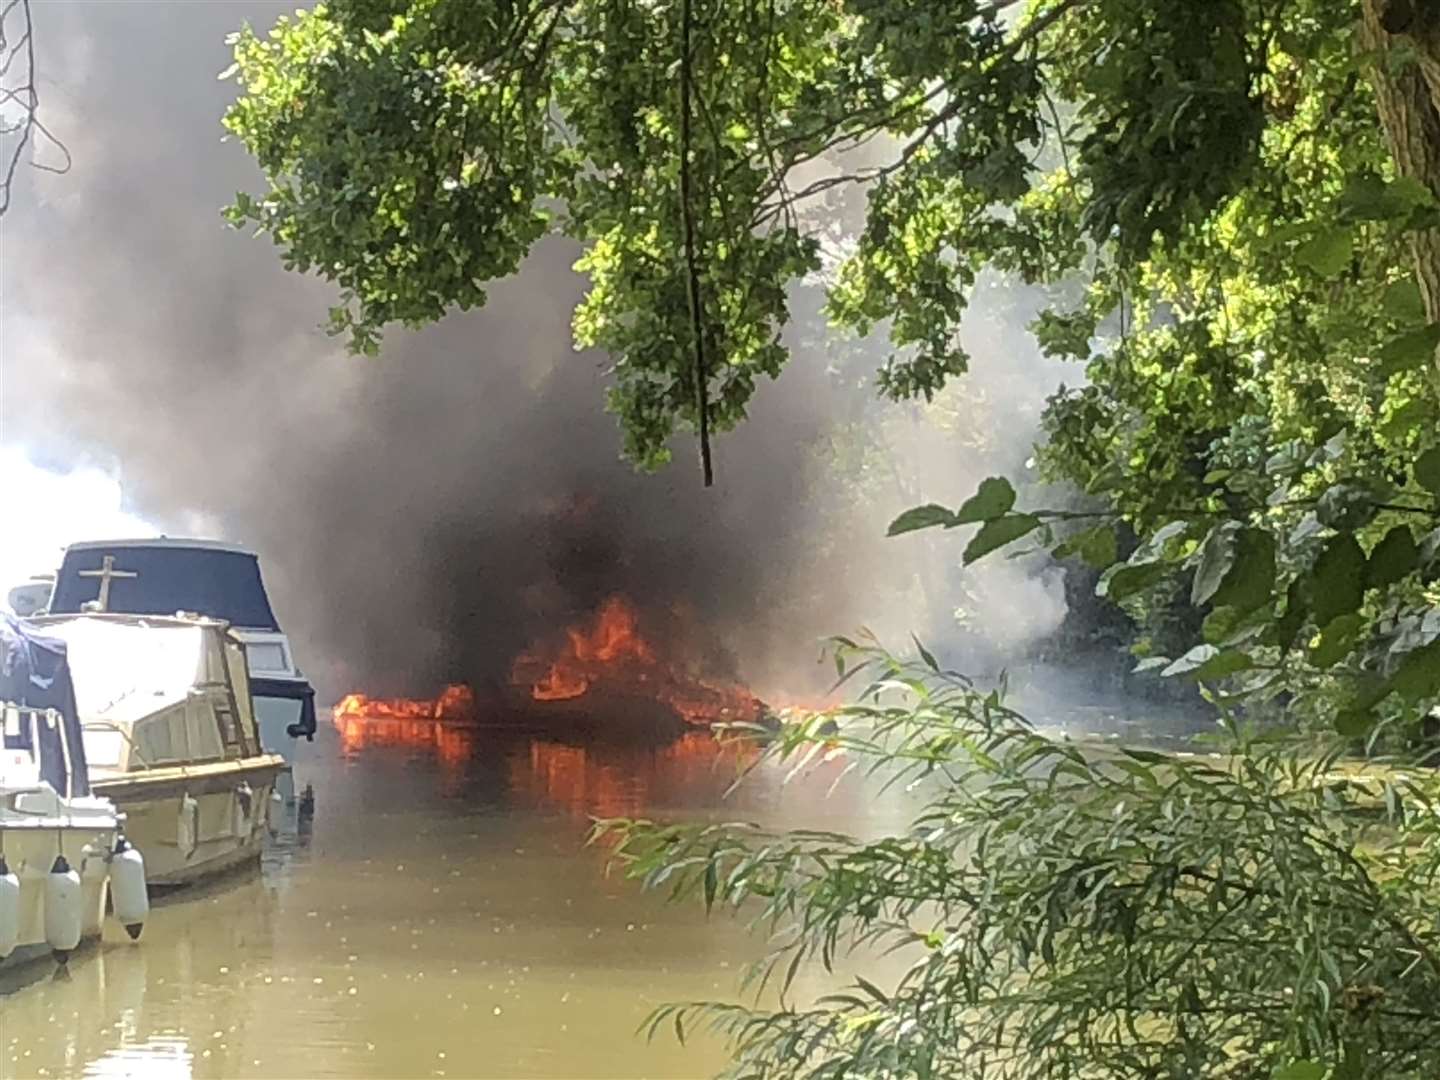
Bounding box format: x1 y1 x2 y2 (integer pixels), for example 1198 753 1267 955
29 612 285 887
15 537 317 804
1 614 149 968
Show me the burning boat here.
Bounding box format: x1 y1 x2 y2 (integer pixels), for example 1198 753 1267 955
334 594 770 742
18 538 317 803
30 613 286 887
1 615 149 968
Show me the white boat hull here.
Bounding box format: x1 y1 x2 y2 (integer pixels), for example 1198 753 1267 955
91 755 286 887
0 822 114 968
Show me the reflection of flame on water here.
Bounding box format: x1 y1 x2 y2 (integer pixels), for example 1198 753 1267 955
509 732 759 820
333 714 476 770
510 594 765 726
332 712 759 818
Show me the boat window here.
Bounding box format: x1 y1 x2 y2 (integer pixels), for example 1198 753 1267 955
246 641 289 673
83 728 126 768
217 702 242 754
137 711 177 763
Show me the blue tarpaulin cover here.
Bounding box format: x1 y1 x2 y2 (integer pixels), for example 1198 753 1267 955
50 545 281 630
0 613 91 797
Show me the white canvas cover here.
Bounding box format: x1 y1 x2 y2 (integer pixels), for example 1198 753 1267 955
41 617 211 724
38 616 235 768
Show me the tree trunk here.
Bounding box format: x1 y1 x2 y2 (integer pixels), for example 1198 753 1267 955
1361 0 1440 397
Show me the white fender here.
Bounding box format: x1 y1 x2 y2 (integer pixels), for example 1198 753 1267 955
177 794 199 858
232 782 254 839
45 855 83 960
109 839 148 940
0 854 19 959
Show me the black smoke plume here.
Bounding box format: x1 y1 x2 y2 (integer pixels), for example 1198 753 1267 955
0 2 1067 704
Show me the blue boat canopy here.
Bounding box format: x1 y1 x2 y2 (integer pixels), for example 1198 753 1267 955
49 543 281 630
1 613 91 797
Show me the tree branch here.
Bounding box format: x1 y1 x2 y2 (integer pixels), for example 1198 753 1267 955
679 0 714 486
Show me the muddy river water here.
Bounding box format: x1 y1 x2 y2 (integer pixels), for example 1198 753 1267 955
1 675 1201 1080
0 720 894 1080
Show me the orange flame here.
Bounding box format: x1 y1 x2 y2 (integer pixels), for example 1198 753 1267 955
510 594 764 725
332 683 476 724
332 594 769 739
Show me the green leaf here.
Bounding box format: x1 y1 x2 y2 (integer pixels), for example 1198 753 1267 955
1085 463 1122 495
1203 604 1271 647
1308 612 1364 669
1191 522 1237 606
1097 561 1168 601
1272 1061 1325 1080
1415 446 1440 497
1381 278 1426 322
1367 525 1419 589
1212 528 1276 614
912 634 939 672
963 514 1041 564
703 860 718 913
1335 709 1376 739
1162 645 1253 680
1295 227 1352 277
1274 578 1308 651
952 477 1017 525
1376 324 1440 377
1388 638 1440 702
887 504 956 537
1307 535 1366 624
1054 525 1118 569
1315 483 1376 531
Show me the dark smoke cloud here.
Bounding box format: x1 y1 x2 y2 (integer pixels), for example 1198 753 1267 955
1 2 1069 705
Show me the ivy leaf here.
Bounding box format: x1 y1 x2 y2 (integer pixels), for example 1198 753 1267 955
1211 528 1276 614
1272 1062 1326 1080
887 504 956 536
953 477 1017 525
1295 228 1352 277
963 514 1041 564
1415 446 1440 497
1366 525 1419 589
1307 535 1366 624
1376 324 1440 377
1309 612 1365 669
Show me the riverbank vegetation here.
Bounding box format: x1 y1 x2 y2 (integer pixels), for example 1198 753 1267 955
225 0 1440 1073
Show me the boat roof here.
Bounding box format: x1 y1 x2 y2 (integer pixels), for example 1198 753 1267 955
39 615 234 728
64 537 256 556
49 542 281 631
